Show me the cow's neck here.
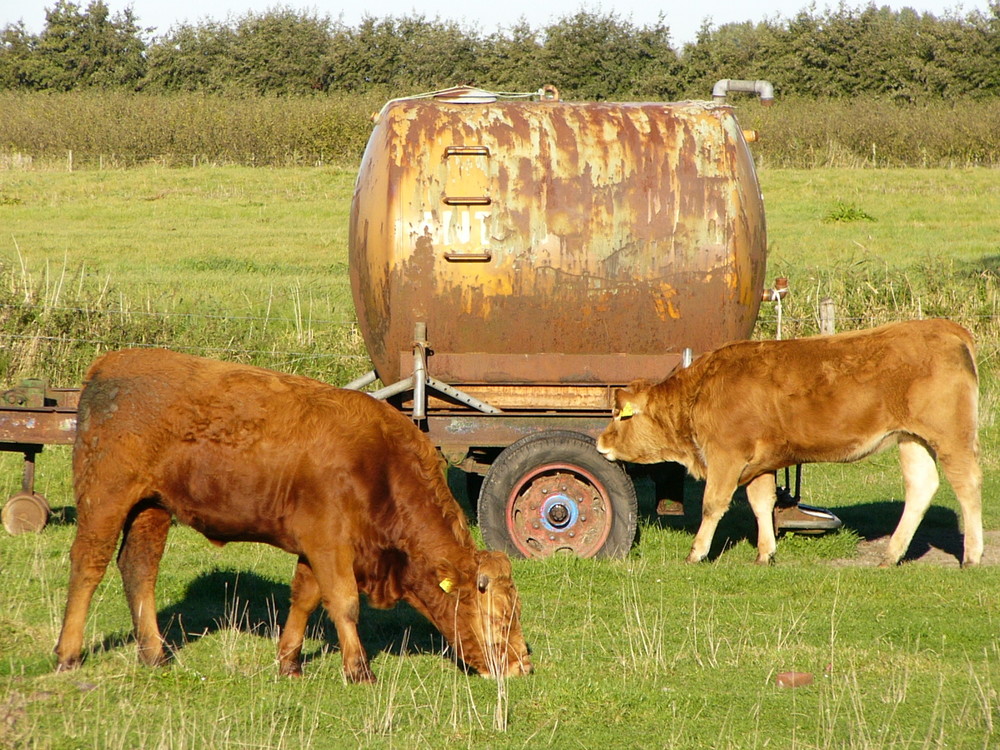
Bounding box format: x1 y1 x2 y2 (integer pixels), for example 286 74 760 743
650 374 708 478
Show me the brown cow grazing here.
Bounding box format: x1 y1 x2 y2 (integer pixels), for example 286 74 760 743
55 348 532 682
596 319 982 567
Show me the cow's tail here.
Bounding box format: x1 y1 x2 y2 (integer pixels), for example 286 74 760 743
952 323 981 457
960 331 978 383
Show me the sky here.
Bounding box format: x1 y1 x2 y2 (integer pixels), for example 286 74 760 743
2 0 993 47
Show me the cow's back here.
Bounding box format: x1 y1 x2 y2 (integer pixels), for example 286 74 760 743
78 347 391 456
73 348 421 550
685 319 978 467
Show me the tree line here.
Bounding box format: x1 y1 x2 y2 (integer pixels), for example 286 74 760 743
2 0 1000 101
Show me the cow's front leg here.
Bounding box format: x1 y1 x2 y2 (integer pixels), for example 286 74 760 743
277 557 322 677
308 545 375 683
745 472 778 565
687 465 741 563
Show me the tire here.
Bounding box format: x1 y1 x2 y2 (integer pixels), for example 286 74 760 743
477 430 637 559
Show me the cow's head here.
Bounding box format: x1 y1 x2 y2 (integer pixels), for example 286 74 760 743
596 380 670 464
435 549 532 678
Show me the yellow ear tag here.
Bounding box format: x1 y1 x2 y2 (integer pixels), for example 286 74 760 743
619 402 636 419
439 578 454 594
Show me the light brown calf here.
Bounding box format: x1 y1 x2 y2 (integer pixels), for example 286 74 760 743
597 319 982 566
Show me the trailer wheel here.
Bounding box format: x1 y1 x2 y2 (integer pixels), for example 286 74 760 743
2 492 51 535
478 431 637 559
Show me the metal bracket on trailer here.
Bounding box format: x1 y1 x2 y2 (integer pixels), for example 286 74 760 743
342 322 503 422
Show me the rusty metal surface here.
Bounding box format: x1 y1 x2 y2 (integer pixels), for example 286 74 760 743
0 412 78 445
426 413 610 450
426 383 615 412
350 93 767 398
0 386 79 445
400 352 683 386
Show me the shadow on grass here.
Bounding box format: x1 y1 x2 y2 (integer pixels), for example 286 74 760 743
92 569 452 674
47 504 77 526
834 501 964 562
635 471 965 564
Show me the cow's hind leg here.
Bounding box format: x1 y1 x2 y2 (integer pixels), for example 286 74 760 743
277 557 322 677
745 472 778 565
687 464 742 563
55 493 137 670
117 501 172 666
938 447 983 567
883 437 939 566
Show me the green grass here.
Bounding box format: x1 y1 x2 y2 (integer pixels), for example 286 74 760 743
2 472 998 748
761 168 1000 270
0 166 369 386
1 165 999 748
1 166 357 317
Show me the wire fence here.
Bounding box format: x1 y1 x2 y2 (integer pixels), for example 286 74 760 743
0 301 360 332
2 296 997 389
0 330 371 363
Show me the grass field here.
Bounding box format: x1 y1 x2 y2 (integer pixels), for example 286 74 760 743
0 167 357 318
1 165 998 748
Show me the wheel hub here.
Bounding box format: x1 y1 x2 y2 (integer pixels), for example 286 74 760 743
541 495 577 530
506 465 612 558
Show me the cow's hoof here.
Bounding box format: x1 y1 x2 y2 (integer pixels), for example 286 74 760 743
343 656 376 684
346 667 377 684
279 662 303 677
137 649 168 668
55 657 81 673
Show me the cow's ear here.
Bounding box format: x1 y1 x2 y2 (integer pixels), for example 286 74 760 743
437 560 463 595
612 388 628 411
613 389 642 420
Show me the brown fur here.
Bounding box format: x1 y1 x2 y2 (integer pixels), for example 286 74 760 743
55 348 532 681
597 319 982 566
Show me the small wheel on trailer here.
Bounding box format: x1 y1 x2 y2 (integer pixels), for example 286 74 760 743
2 492 51 535
478 430 637 559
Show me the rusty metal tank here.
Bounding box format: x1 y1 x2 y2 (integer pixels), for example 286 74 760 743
349 87 766 397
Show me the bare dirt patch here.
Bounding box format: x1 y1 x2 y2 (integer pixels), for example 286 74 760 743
832 529 1000 567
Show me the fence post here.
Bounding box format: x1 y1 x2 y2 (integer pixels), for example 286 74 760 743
819 297 836 335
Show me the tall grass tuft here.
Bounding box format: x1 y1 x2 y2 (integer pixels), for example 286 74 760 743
0 260 370 387
757 259 1000 363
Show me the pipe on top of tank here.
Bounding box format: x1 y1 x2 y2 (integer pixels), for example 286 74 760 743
712 79 775 106
370 85 557 123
